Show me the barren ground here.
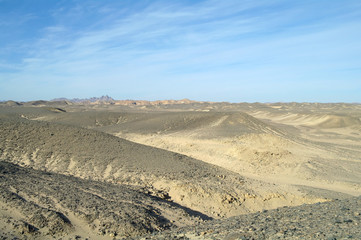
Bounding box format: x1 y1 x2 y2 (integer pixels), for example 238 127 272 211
0 100 360 239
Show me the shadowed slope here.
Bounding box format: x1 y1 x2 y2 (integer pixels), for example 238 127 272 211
0 116 323 219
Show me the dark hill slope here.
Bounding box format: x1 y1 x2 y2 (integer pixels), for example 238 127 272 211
0 117 233 179
136 196 361 239
0 161 205 239
33 111 285 138
0 117 269 218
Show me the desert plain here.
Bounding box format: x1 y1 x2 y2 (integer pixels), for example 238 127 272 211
0 97 361 239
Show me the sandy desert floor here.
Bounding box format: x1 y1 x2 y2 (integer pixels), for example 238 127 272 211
0 100 360 239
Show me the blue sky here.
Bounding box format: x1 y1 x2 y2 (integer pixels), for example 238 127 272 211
0 0 360 102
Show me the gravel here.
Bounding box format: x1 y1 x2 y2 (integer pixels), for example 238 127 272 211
134 196 361 239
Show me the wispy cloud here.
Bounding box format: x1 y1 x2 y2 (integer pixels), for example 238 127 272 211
0 0 360 101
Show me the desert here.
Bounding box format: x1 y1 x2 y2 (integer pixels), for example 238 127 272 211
2 0 360 239
0 98 360 239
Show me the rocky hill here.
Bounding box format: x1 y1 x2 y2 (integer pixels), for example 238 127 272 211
134 196 361 239
0 161 210 239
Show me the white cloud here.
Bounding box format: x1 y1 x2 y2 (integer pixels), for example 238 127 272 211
1 0 360 101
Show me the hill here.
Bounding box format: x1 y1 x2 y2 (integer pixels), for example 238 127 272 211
1 101 361 238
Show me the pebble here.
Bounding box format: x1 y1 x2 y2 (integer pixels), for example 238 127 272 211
133 196 361 239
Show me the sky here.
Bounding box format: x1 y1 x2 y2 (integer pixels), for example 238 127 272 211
0 0 361 102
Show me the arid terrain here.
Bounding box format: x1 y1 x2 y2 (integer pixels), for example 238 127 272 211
0 97 361 239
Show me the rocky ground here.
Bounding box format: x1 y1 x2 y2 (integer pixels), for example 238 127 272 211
0 161 206 239
0 101 360 239
135 196 361 239
0 114 329 221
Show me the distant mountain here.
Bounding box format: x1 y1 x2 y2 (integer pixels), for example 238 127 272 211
113 98 197 106
51 96 198 105
1 100 23 106
52 95 115 104
88 95 115 103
